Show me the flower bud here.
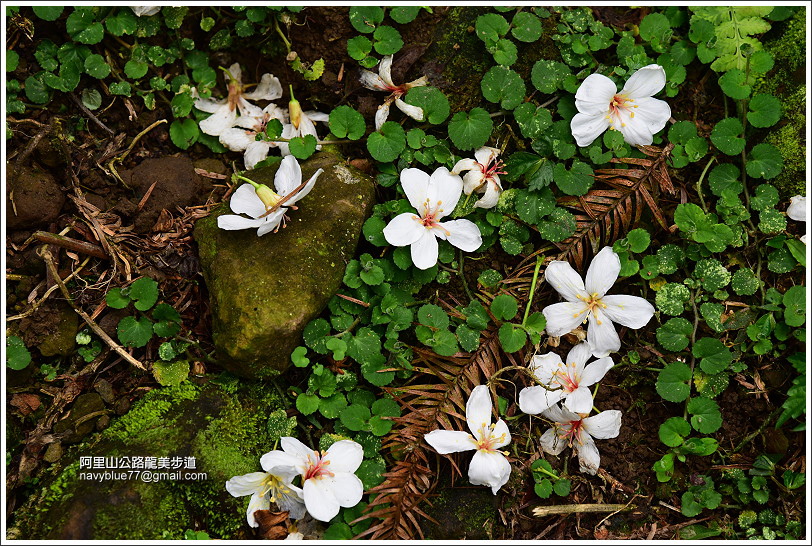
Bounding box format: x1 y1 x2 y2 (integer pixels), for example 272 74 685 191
288 85 301 129
254 183 282 209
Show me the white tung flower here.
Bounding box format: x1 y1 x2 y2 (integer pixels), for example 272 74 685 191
382 167 482 270
542 247 655 358
226 464 305 527
277 88 329 157
787 195 807 244
451 146 506 209
539 404 622 475
424 385 512 494
217 155 322 236
130 6 160 17
260 438 364 522
219 103 290 170
195 63 283 136
359 55 427 131
519 342 614 415
571 64 671 147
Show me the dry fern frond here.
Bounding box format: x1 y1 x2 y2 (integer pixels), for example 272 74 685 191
555 143 674 270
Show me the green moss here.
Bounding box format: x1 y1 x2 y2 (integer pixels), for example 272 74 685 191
422 480 503 539
104 382 198 442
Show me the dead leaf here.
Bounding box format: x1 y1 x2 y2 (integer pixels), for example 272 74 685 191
254 510 290 540
10 394 42 416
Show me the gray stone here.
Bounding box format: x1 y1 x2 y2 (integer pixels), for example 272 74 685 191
193 152 375 379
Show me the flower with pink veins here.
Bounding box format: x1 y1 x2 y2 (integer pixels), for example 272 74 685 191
451 146 506 209
787 195 807 244
195 63 283 136
424 385 512 494
571 64 671 147
359 55 427 130
539 404 622 475
225 463 304 527
260 437 364 522
382 166 482 270
519 342 614 415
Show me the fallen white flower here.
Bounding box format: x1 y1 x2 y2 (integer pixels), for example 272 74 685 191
359 55 427 130
219 103 289 169
519 342 614 415
424 385 512 494
226 464 305 527
382 166 482 270
217 155 322 236
277 87 328 157
542 247 655 358
539 404 622 475
260 437 365 522
451 146 506 209
787 195 807 244
571 64 671 147
130 6 160 17
196 63 283 136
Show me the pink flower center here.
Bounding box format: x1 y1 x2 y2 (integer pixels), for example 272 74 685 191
606 94 638 129
474 423 507 453
477 158 507 182
575 292 607 325
552 363 579 393
557 419 585 447
303 451 334 481
417 199 451 236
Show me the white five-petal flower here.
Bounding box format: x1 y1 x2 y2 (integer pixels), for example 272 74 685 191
539 404 622 475
571 64 671 147
219 103 289 169
260 437 365 522
424 385 512 494
359 55 427 131
217 155 322 236
519 342 614 415
542 246 655 358
787 195 807 244
382 167 482 270
195 63 283 137
226 463 305 527
451 146 506 209
130 7 161 17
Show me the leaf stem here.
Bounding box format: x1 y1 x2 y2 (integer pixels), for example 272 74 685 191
695 156 716 213
522 255 544 327
458 250 475 303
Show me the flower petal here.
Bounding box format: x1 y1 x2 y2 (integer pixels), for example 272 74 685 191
542 301 589 337
244 141 272 170
583 409 622 439
600 295 655 329
277 489 306 521
199 104 238 136
575 432 601 475
587 312 620 357
287 168 323 205
325 440 363 474
574 73 617 115
327 472 364 507
243 73 283 101
195 97 226 113
539 426 567 455
563 386 594 414
579 356 614 387
529 352 564 384
410 228 439 270
462 170 485 195
260 451 301 476
225 472 267 498
787 195 806 222
491 419 511 449
246 491 271 528
567 341 593 376
474 146 500 166
374 101 391 132
274 155 303 195
545 260 588 302
427 167 464 219
225 63 242 85
383 213 424 247
542 403 581 424
466 384 493 439
217 214 265 231
281 437 317 467
518 385 564 415
468 450 511 494
229 183 265 218
451 158 478 175
629 96 671 136
621 64 666 99
571 112 610 147
395 98 424 121
615 112 655 147
441 219 482 252
302 478 340 522
256 211 286 236
304 110 330 123
585 247 620 297
220 128 255 152
359 69 389 91
400 168 431 212
474 179 501 209
424 429 476 454
378 55 394 86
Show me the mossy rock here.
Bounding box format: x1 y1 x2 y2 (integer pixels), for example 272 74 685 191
421 475 506 540
7 378 296 540
194 152 375 379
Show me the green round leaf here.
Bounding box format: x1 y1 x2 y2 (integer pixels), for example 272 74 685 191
347 35 373 60
117 316 154 348
109 81 132 96
481 66 525 110
657 317 693 352
24 75 50 104
627 228 651 253
33 6 64 21
710 117 745 156
656 361 692 402
66 9 104 45
129 277 159 311
491 38 518 66
475 13 510 42
692 337 733 374
349 6 384 33
124 59 149 79
498 323 527 352
105 9 137 36
747 94 781 128
448 108 493 151
289 134 318 159
80 88 102 110
84 54 110 79
152 359 190 387
296 393 320 415
746 143 783 180
537 207 576 242
783 285 806 327
340 403 371 431
367 121 406 162
491 294 519 321
553 160 594 196
404 86 450 125
731 268 759 296
329 105 366 140
390 6 421 24
531 60 571 94
687 396 722 434
7 50 19 72
639 12 672 44
7 336 32 370
169 119 199 150
511 12 542 42
418 303 449 329
373 25 403 55
291 346 311 367
659 416 691 447
718 69 751 99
